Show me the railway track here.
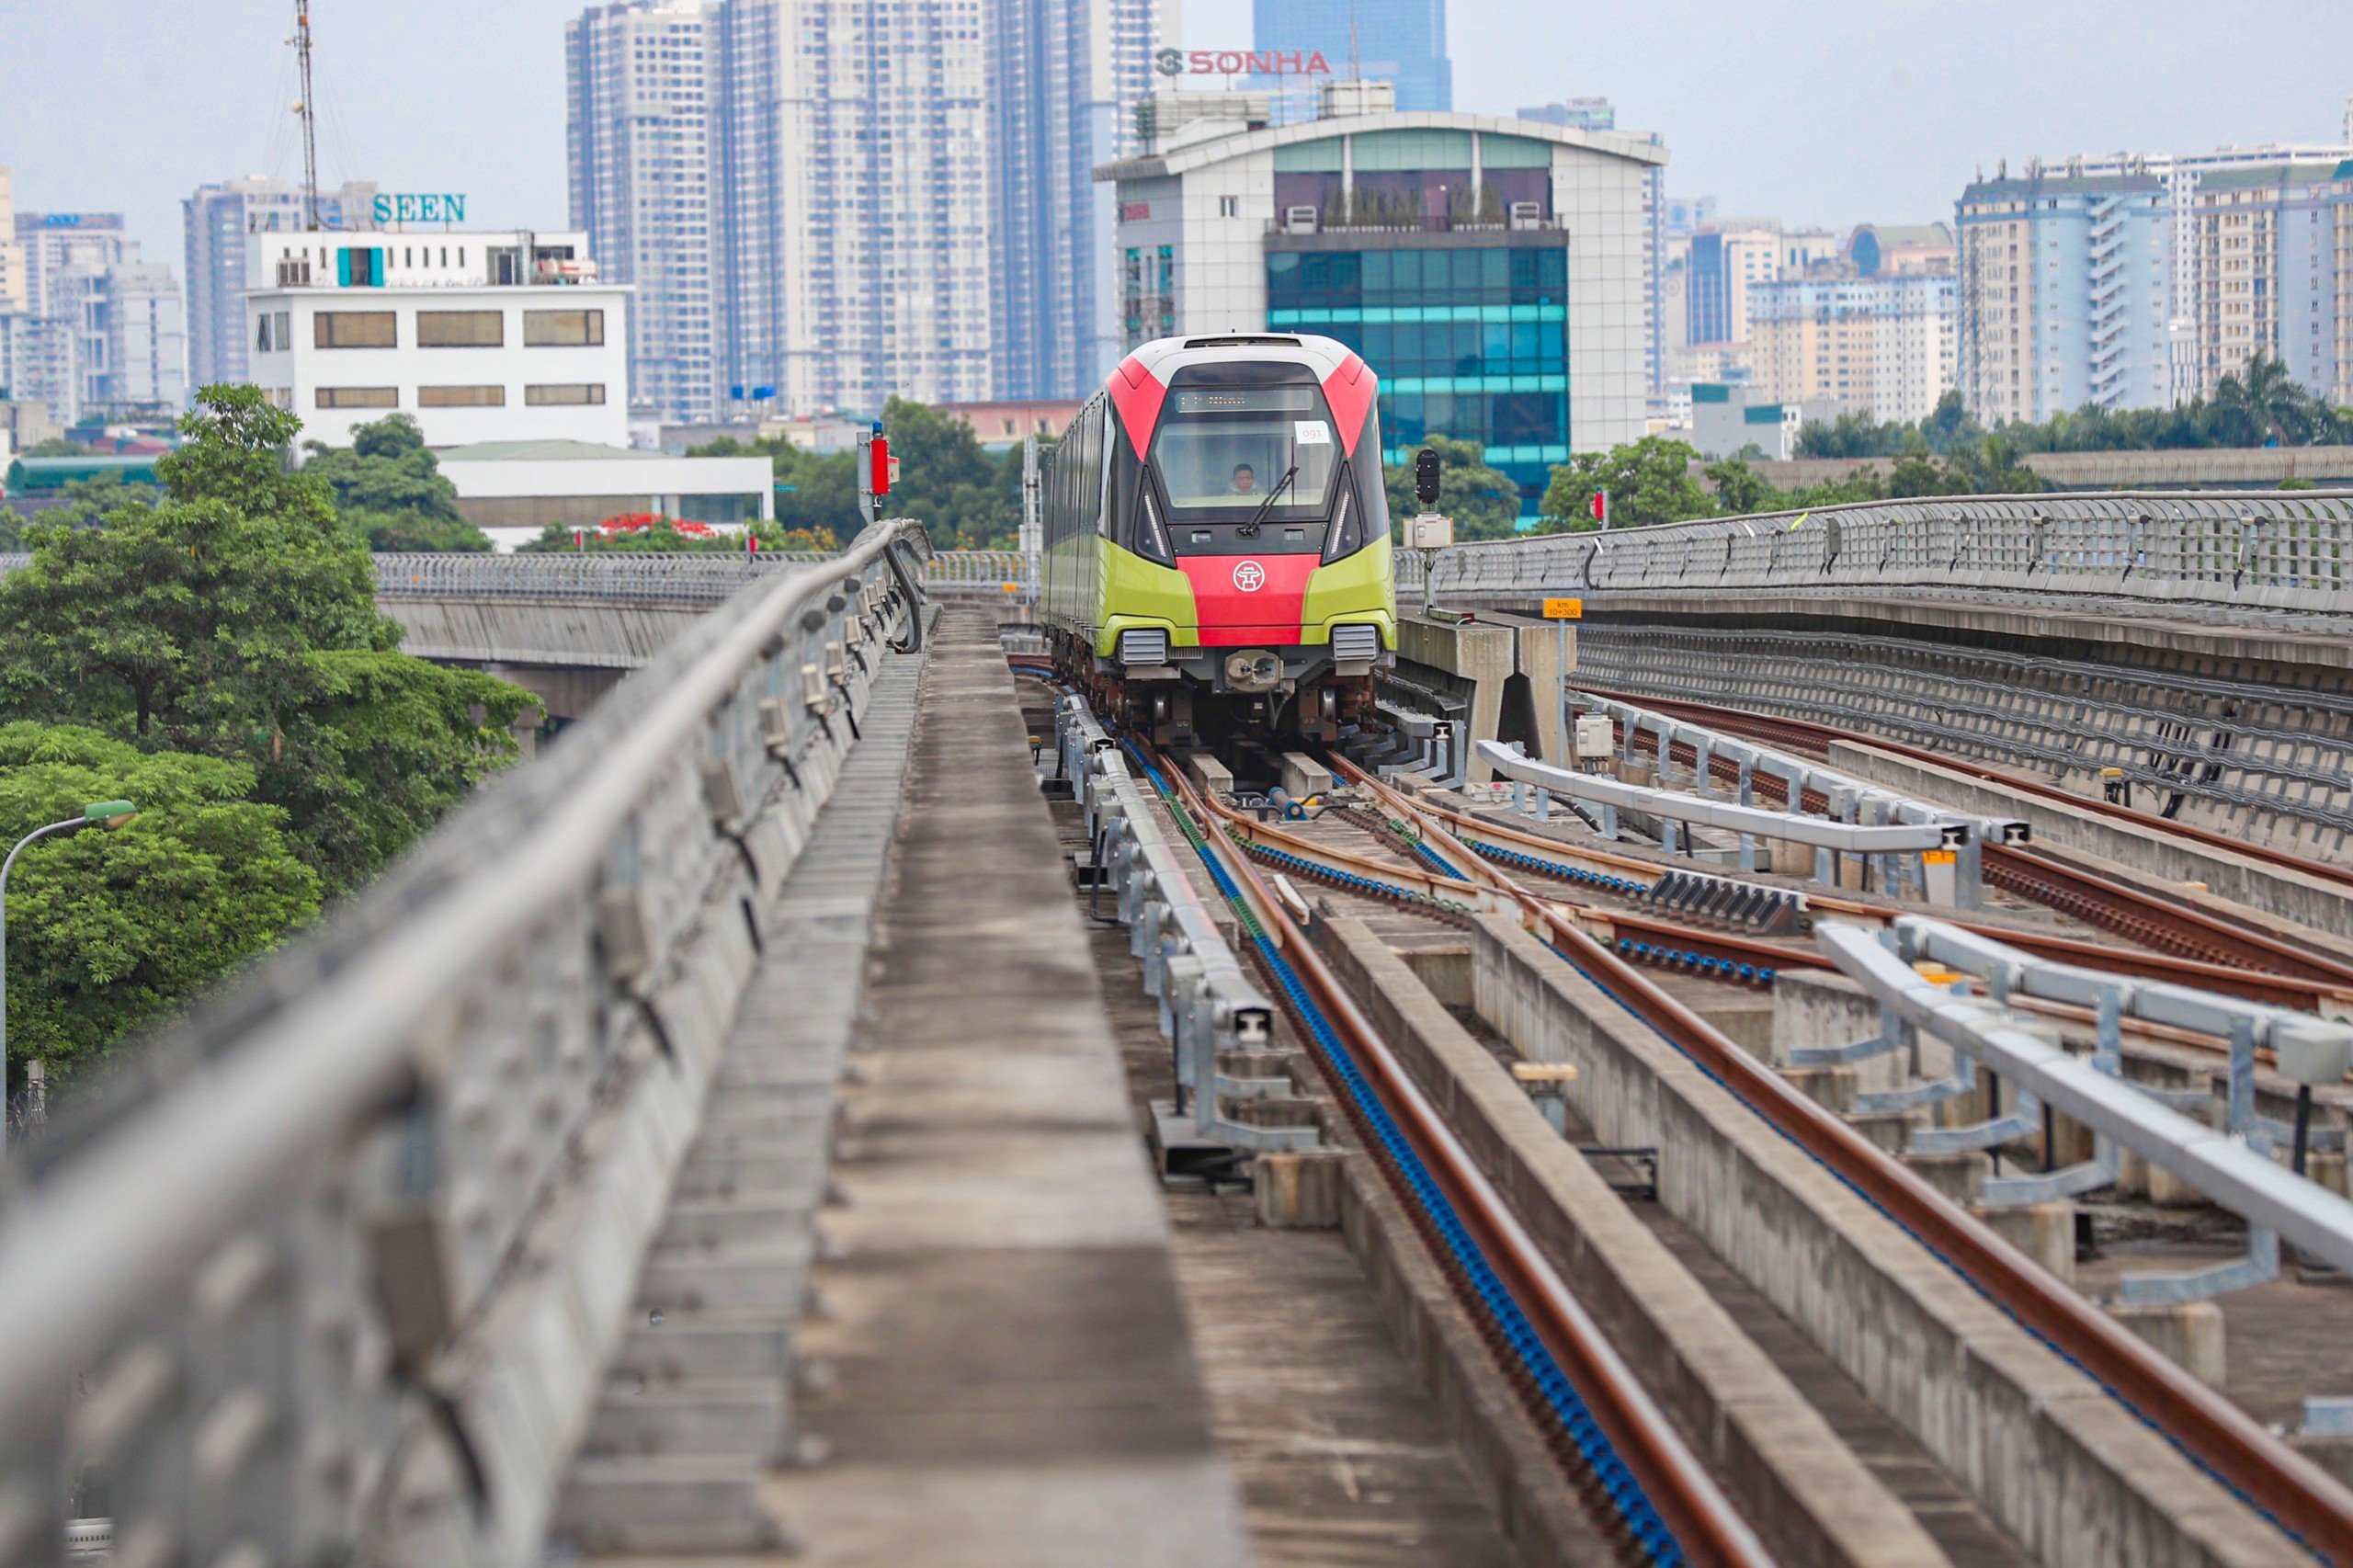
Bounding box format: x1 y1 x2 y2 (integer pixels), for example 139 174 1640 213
1318 754 2353 1561
1577 698 2353 1004
1130 737 1774 1568
1024 665 2353 1560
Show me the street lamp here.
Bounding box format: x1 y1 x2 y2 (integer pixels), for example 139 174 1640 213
0 800 137 1158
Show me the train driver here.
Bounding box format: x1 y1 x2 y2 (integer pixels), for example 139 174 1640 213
1230 462 1258 494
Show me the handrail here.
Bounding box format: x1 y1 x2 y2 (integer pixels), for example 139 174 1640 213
1405 490 2353 619
0 520 934 1565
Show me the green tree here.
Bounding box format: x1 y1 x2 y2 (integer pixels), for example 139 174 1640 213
1381 434 1523 540
302 414 491 552
21 438 87 459
877 397 1016 547
1540 436 1716 529
0 385 533 892
265 653 533 890
0 722 320 1081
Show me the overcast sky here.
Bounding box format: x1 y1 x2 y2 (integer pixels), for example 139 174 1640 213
3 0 2348 266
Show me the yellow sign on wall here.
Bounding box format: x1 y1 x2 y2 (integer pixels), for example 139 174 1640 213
1542 597 1584 619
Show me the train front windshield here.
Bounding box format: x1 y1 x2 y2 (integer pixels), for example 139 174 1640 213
1151 386 1340 524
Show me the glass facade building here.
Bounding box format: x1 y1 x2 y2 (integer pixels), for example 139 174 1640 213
1267 240 1569 511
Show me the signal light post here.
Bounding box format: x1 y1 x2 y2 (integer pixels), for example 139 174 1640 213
857 421 898 528
1590 489 1610 529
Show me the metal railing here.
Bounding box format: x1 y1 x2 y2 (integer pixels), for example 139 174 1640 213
372 549 1032 605
1409 491 2353 619
0 521 933 1565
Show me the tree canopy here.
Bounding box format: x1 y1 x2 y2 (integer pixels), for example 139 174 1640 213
0 723 321 1078
0 385 535 896
1541 437 1720 529
1381 435 1524 540
689 397 1029 548
302 414 491 552
1797 360 2353 461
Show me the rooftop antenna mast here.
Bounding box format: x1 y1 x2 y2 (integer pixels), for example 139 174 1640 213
293 1 322 230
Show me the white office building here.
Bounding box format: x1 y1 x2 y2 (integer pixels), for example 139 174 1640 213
244 227 631 449
183 175 380 393
565 0 719 424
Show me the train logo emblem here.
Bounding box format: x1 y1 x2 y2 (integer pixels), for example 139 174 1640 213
1232 560 1267 593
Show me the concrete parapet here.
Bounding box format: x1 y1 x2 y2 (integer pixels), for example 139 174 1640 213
1317 914 1949 1568
1392 610 1574 780
1970 1201 2077 1285
2112 1301 2229 1389
1253 1149 1345 1229
1466 912 2302 1567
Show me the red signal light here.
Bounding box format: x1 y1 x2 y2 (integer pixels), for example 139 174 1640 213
870 434 892 496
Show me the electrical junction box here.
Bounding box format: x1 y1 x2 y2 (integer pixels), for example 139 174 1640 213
1574 714 1615 761
1404 512 1453 549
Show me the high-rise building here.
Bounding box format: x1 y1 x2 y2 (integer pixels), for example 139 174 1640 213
2179 160 2351 403
0 168 25 314
988 0 1165 400
1251 0 1450 118
712 0 993 415
1101 96 1665 514
566 0 719 425
183 176 379 392
1953 132 2353 419
1750 274 1957 426
1955 165 2173 423
8 201 187 421
1685 222 1781 346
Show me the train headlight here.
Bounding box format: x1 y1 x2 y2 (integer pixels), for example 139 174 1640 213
1319 482 1363 564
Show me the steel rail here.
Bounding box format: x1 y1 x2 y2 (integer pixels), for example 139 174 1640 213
1597 701 2353 996
1328 753 2353 1560
1578 685 2353 897
1149 749 1771 1568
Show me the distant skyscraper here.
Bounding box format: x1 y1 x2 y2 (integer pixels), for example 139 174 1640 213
1252 0 1450 118
1955 165 2171 423
183 175 379 392
0 168 25 314
989 0 1165 399
9 204 186 421
566 0 719 425
713 0 992 415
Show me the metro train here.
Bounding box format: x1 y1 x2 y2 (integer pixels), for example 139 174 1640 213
1038 334 1398 745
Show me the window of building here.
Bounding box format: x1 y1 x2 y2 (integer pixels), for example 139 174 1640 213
255 310 293 352
417 310 506 347
1218 196 1240 218
524 309 607 346
315 311 397 348
418 384 507 407
525 383 607 405
317 386 399 408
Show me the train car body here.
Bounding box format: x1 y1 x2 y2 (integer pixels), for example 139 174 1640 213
1039 334 1396 742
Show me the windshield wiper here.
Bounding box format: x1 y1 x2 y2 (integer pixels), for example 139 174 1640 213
1236 465 1297 538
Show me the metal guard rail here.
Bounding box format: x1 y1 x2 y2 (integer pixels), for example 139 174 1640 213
372 549 1032 605
1404 490 2353 618
1822 918 2353 1278
0 521 934 1565
1052 699 1290 1150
